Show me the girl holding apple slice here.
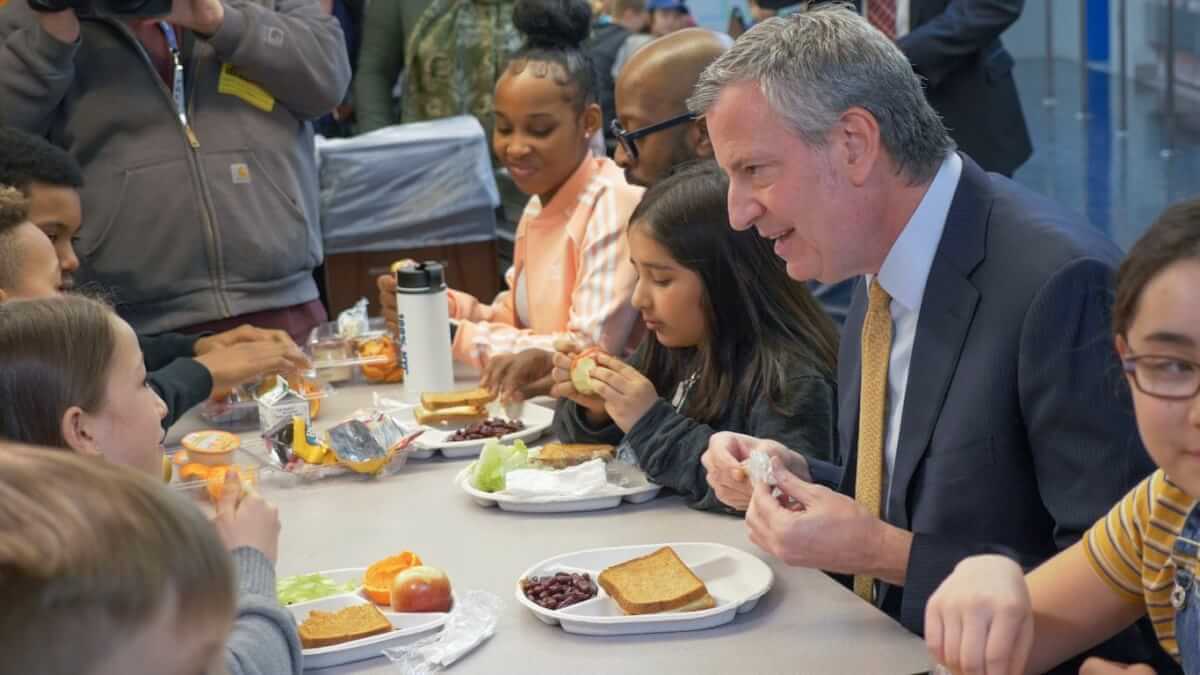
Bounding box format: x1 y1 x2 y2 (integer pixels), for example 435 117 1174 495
549 161 840 513
0 295 301 675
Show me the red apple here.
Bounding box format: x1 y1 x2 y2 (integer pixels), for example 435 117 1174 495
390 565 452 613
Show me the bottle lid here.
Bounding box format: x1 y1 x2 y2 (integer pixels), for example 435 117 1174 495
394 261 447 293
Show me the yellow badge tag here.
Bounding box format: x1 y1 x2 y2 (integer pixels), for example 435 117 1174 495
217 64 275 113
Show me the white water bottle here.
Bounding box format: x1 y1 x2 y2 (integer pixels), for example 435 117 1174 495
395 261 455 401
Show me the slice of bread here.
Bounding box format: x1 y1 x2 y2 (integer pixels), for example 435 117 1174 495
414 405 488 426
598 547 713 615
420 387 496 411
535 443 615 469
298 604 393 649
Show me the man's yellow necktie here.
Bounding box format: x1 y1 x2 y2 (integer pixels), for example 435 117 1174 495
854 278 892 602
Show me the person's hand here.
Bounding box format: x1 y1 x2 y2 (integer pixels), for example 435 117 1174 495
580 353 659 433
1079 660 1156 675
30 4 80 44
480 348 554 403
194 340 310 397
701 432 810 510
745 458 897 575
167 0 226 35
377 273 399 335
210 469 281 563
924 555 1035 675
549 340 609 424
194 324 296 356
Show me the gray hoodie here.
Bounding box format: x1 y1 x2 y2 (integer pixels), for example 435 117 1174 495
0 0 351 334
228 546 303 675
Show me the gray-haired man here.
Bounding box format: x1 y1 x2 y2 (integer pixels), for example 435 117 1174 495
696 6 1169 672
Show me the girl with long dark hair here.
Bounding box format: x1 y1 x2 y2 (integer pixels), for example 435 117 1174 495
551 161 839 512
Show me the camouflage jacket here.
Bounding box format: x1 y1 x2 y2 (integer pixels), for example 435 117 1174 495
401 0 521 139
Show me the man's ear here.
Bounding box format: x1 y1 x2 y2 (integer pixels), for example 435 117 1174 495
0 288 8 303
61 406 102 458
690 119 714 159
833 106 883 188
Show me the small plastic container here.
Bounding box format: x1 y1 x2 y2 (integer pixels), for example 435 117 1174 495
181 430 241 466
305 319 399 386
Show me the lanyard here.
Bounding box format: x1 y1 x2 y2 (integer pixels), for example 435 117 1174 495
158 22 197 146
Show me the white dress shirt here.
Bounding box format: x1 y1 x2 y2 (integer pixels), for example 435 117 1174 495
865 152 962 513
862 0 912 37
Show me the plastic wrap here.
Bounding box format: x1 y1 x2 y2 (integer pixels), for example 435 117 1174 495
316 117 500 255
383 590 501 674
260 407 423 480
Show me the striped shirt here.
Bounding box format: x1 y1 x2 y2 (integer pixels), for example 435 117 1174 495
448 154 645 368
1084 468 1198 660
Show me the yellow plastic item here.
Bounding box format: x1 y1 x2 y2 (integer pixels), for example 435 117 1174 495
291 417 329 464
162 454 173 483
339 451 392 476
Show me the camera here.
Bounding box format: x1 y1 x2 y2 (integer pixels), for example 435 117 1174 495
27 0 172 17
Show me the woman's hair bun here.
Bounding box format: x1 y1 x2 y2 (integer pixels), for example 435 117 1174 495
513 0 592 51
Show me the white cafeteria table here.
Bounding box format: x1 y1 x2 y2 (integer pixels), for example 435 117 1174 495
167 378 932 675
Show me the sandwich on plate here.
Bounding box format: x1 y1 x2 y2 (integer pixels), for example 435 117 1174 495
298 603 393 649
598 547 715 615
415 387 496 425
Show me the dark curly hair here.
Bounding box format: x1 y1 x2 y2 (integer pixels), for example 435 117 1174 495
507 0 598 110
0 128 83 191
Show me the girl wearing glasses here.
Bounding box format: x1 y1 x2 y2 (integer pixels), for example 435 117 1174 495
924 198 1200 675
379 0 644 387
549 161 839 512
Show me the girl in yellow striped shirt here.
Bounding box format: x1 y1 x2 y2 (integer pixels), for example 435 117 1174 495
925 198 1200 675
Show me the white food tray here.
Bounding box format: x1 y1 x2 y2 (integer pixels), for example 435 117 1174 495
287 567 449 670
515 543 773 636
456 464 661 513
406 403 553 459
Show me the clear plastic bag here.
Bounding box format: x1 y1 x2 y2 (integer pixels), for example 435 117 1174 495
383 590 501 675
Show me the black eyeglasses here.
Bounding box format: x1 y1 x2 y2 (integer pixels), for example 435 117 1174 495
610 112 699 162
1122 353 1200 400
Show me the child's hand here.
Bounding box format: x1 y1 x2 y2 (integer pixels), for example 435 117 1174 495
586 354 660 433
924 554 1034 675
211 470 281 564
549 340 609 424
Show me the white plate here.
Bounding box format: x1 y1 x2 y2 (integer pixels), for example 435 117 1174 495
288 567 449 670
407 403 553 459
515 543 772 636
456 465 661 513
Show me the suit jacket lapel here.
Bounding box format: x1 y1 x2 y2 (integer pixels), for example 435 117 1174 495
887 155 990 530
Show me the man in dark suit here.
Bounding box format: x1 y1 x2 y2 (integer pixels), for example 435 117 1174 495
856 0 1032 176
692 7 1169 672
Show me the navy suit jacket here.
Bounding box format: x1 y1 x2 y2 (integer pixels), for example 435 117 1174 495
816 155 1167 671
847 0 1033 175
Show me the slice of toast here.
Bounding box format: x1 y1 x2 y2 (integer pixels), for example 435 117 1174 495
420 387 496 411
598 547 713 615
414 405 488 426
298 604 393 649
535 443 615 469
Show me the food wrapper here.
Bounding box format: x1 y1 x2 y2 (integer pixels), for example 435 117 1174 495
326 410 418 475
743 450 777 487
336 297 370 339
263 408 423 479
384 590 500 674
